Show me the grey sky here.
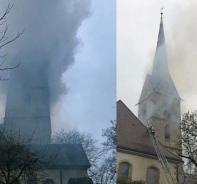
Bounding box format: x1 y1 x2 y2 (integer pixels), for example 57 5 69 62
52 0 116 141
0 0 116 142
117 0 197 116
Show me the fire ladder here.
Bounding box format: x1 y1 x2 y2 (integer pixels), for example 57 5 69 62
147 122 178 184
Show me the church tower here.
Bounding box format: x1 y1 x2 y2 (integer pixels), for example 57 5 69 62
3 50 51 144
138 13 181 154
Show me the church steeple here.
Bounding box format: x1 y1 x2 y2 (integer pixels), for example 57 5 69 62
138 12 181 155
152 12 169 87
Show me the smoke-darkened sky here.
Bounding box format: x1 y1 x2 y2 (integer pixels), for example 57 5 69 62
0 0 115 141
118 0 197 116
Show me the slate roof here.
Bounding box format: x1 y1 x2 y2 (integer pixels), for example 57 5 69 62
30 144 91 169
117 100 182 163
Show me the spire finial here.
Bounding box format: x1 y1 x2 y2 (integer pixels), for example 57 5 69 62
161 7 164 21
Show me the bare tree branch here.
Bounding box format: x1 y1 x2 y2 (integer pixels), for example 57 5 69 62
0 3 23 81
0 130 56 184
0 3 14 22
180 111 197 175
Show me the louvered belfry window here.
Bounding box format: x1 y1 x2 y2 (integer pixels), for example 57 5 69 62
165 124 170 139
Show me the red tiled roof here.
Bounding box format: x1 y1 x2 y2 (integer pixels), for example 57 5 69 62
117 100 182 162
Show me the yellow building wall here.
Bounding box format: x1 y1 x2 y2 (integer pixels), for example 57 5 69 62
117 151 177 184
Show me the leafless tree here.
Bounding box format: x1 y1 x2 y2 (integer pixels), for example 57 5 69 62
52 129 105 167
52 129 106 181
90 154 116 184
52 120 117 184
179 110 197 184
102 120 116 151
0 131 56 184
168 111 197 184
180 111 197 169
99 120 116 184
0 3 23 81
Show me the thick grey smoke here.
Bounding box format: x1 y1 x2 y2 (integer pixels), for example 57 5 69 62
143 2 197 113
166 3 197 112
0 0 91 118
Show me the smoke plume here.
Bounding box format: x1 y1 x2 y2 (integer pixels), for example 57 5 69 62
0 0 91 119
144 2 197 113
166 3 197 112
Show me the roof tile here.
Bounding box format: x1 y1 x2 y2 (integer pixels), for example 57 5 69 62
117 100 181 162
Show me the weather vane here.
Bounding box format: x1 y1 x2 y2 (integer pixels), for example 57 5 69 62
161 7 164 19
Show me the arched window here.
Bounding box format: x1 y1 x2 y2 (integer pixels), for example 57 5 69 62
165 124 170 139
43 179 55 184
146 167 159 184
118 162 131 179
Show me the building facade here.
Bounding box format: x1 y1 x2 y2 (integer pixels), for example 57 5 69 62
117 14 183 184
117 100 182 184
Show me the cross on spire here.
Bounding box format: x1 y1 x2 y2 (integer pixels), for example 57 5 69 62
161 7 164 21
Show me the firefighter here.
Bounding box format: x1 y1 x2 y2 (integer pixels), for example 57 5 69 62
149 124 155 136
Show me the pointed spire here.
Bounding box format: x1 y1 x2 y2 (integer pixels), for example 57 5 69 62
152 10 169 87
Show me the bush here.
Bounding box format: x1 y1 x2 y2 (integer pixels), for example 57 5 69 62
131 181 145 184
68 177 93 184
117 178 145 184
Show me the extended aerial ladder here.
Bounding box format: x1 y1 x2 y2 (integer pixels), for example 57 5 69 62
147 122 178 184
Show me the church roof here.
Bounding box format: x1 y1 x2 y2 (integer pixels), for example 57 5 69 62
31 144 91 169
117 100 182 163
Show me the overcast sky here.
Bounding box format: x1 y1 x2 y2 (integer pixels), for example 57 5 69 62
4 0 197 143
117 0 197 117
0 0 116 142
53 0 116 141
